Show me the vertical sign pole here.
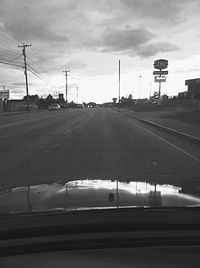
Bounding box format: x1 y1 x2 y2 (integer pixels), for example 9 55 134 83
27 186 32 213
158 81 161 98
116 180 119 208
158 68 162 99
118 60 121 110
149 80 152 100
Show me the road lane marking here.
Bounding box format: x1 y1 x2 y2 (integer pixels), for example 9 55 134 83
129 119 200 164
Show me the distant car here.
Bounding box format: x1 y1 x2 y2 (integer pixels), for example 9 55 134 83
48 104 61 111
76 104 84 108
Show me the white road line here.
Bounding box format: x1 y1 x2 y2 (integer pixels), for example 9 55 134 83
129 119 200 164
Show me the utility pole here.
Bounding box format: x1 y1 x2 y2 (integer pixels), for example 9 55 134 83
63 70 70 108
118 60 121 110
76 86 79 104
18 43 31 112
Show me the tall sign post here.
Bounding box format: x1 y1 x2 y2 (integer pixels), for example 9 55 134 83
153 59 168 99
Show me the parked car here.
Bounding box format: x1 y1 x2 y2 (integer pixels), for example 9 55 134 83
48 104 61 111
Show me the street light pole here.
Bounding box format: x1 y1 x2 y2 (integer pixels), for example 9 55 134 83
149 80 152 100
139 75 142 100
76 86 79 104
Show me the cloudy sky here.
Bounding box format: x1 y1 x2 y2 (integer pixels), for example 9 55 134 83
0 0 200 103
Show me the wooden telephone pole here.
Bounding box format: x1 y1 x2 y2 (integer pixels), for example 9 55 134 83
18 43 32 112
63 70 70 108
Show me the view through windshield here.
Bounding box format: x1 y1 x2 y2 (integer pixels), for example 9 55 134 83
0 0 200 215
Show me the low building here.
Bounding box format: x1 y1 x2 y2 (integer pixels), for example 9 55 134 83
5 100 38 112
58 94 65 107
0 89 9 113
178 91 189 100
185 78 200 99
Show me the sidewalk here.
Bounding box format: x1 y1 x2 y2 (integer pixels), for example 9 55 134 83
142 117 200 144
0 109 45 116
118 108 200 144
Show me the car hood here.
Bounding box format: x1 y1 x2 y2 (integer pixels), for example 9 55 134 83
0 179 200 214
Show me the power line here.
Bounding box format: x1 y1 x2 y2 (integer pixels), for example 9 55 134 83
27 63 46 77
3 24 67 73
1 25 69 96
0 46 19 54
29 48 63 70
0 48 21 61
27 64 59 88
0 30 16 43
0 54 23 69
0 60 23 68
27 65 61 89
26 56 53 75
26 56 66 90
0 25 20 47
3 26 64 72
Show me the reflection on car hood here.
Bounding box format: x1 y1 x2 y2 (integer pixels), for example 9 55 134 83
0 179 200 214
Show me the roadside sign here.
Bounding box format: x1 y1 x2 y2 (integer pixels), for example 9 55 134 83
0 90 9 99
153 70 168 75
154 76 166 83
154 59 168 70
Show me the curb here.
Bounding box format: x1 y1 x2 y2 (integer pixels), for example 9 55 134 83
141 119 200 145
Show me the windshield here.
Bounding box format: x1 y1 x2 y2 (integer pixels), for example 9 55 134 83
0 1 200 216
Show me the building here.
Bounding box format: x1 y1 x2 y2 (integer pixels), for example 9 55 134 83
0 89 9 113
5 100 38 112
58 93 65 107
185 78 200 99
178 91 189 100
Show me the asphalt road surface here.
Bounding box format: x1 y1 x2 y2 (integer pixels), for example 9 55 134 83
0 108 199 188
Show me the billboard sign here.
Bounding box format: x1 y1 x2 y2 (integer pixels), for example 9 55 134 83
153 70 168 75
154 76 166 83
154 59 168 70
0 90 9 99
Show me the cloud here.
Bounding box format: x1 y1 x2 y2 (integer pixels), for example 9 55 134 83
0 0 71 44
118 0 188 24
60 60 87 71
137 42 179 58
0 1 183 60
8 18 69 43
100 26 179 58
102 27 156 52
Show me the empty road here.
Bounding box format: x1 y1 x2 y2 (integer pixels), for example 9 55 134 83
0 108 199 188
